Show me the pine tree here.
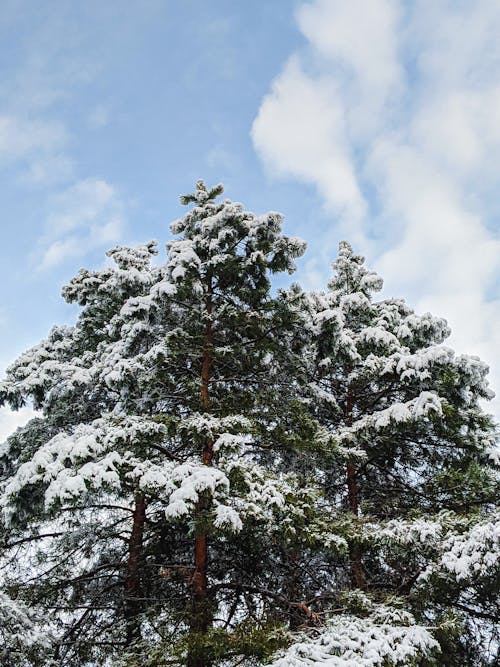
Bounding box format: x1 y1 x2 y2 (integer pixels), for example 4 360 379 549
152 180 308 666
265 242 499 666
0 241 169 664
0 192 498 666
0 182 316 666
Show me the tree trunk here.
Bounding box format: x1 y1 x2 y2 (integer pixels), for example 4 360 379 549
188 285 214 667
124 492 146 646
346 460 365 589
345 385 365 590
286 549 302 630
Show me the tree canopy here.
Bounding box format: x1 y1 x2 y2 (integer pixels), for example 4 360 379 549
0 182 498 667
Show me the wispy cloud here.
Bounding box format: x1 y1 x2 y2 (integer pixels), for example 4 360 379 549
0 116 66 161
0 114 73 186
39 178 125 270
0 4 128 268
252 0 500 411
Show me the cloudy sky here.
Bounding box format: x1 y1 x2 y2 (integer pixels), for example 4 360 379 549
1 0 500 438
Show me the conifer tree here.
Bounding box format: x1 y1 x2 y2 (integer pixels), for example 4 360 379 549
0 241 169 664
266 242 499 666
0 192 498 667
159 180 306 666
0 182 315 666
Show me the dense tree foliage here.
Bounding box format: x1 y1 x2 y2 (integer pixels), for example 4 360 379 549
0 183 498 666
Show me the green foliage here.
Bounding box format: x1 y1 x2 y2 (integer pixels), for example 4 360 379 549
0 187 498 666
128 621 289 667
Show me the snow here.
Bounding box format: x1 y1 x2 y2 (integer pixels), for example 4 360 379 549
420 512 500 583
180 413 252 439
213 504 243 532
0 417 167 516
0 590 51 657
213 432 253 453
359 326 400 349
151 278 177 297
163 464 230 519
266 611 439 666
366 512 461 547
167 238 202 281
337 392 444 443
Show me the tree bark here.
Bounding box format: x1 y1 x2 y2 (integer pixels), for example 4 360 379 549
124 492 146 646
188 284 214 667
345 385 365 590
286 549 303 630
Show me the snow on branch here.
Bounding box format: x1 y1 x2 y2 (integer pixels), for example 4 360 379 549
419 511 500 584
266 608 439 666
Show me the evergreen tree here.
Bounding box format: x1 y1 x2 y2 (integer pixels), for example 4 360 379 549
0 191 498 667
266 242 499 666
0 182 317 666
0 241 170 664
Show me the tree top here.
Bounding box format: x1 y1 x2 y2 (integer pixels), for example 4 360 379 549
179 180 224 206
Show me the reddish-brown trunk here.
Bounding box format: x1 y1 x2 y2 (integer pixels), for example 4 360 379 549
188 285 214 667
189 527 212 667
345 385 365 590
124 493 146 646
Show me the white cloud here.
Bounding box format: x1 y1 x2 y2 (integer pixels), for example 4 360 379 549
0 6 127 265
0 115 73 185
253 57 366 234
39 178 125 269
0 406 35 443
253 0 500 413
0 113 126 268
297 0 402 104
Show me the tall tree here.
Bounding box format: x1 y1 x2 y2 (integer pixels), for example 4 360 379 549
161 180 306 666
267 241 499 666
0 241 172 664
0 197 498 667
0 182 315 666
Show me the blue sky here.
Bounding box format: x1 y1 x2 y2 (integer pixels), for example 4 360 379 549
2 0 500 436
0 0 309 359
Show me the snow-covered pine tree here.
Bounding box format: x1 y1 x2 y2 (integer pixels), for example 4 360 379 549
266 241 499 666
0 241 170 664
0 181 326 666
151 180 310 666
0 192 498 666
